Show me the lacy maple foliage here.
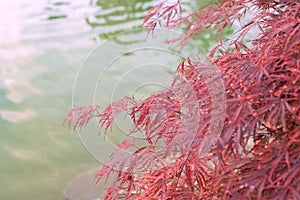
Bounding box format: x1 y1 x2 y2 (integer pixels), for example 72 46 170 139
65 0 300 199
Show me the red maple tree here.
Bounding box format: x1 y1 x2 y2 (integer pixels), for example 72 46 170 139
65 0 300 199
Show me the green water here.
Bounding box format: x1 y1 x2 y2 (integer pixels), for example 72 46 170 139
0 0 215 199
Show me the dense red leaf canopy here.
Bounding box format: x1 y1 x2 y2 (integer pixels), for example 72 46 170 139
65 0 300 199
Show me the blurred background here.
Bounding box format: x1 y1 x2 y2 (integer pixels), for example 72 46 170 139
0 0 214 199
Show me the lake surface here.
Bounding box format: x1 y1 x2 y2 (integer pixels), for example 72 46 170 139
0 0 214 199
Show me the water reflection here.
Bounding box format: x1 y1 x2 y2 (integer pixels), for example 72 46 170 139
0 0 216 199
45 1 74 21
0 1 98 200
0 65 45 104
86 0 153 42
0 109 37 123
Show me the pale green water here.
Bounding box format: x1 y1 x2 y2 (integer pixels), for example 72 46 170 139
0 0 215 199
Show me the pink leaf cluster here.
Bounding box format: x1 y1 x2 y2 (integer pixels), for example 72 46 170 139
65 0 300 199
63 105 100 130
